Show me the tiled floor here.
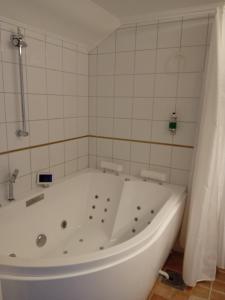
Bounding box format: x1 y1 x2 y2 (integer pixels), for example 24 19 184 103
148 251 225 300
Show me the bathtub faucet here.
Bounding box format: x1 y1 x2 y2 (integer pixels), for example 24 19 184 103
8 169 19 201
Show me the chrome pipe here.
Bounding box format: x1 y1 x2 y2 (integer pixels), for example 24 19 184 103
11 28 28 137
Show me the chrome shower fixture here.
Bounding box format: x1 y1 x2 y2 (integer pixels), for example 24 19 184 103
11 28 27 48
11 28 29 137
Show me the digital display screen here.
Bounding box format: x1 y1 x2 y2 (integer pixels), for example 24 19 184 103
39 174 53 183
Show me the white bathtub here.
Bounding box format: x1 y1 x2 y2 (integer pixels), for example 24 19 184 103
0 169 186 300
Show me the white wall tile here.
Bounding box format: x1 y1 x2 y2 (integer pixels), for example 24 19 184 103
176 99 198 122
113 140 130 160
89 76 97 96
26 37 45 67
174 122 196 146
31 146 49 172
114 98 133 118
14 174 32 196
48 119 64 142
78 117 88 136
0 62 4 92
63 72 77 95
97 97 114 118
28 94 48 120
50 163 65 180
115 75 133 97
170 169 189 185
29 120 48 145
49 143 65 166
98 53 115 75
131 142 150 163
115 52 134 75
133 98 153 120
78 137 88 156
158 21 182 48
97 138 112 158
78 75 88 96
182 18 208 46
0 124 7 152
97 117 113 136
89 117 97 135
64 118 77 139
135 50 156 74
97 76 114 97
130 161 148 177
132 120 151 141
171 147 193 170
62 48 77 73
47 95 64 119
114 118 131 139
65 159 77 175
153 99 176 120
157 48 180 73
152 121 173 144
46 43 62 70
134 74 154 97
65 140 77 161
89 155 97 168
89 97 96 117
7 122 29 150
0 94 6 122
116 28 136 52
64 96 77 117
155 74 178 97
89 55 97 76
77 97 88 117
46 70 63 95
136 24 157 50
150 144 172 167
0 154 9 183
178 73 202 98
78 52 88 75
27 66 46 94
89 137 96 155
179 46 206 72
9 150 31 176
5 93 28 122
3 62 22 93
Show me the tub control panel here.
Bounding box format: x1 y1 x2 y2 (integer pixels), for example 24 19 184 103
37 172 53 187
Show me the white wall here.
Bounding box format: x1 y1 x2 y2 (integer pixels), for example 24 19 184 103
88 16 213 185
0 17 89 205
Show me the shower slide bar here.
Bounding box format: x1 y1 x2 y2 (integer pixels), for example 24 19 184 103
11 27 29 137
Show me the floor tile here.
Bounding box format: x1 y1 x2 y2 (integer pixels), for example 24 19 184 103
210 290 225 300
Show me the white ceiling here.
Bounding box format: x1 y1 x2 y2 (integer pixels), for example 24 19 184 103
0 0 120 50
0 0 220 50
92 0 219 20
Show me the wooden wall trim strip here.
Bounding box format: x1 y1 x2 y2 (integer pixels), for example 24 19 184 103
0 134 194 156
0 135 89 156
90 135 194 149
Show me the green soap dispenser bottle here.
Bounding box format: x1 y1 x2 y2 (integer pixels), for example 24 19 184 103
169 112 177 135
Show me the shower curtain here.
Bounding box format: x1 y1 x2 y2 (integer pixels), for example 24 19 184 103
183 5 225 286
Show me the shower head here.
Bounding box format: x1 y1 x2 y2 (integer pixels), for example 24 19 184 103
11 28 27 48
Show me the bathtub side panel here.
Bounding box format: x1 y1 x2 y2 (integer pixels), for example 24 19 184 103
1 200 184 300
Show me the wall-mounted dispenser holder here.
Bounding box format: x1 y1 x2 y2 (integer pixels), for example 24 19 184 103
37 172 53 188
169 112 177 135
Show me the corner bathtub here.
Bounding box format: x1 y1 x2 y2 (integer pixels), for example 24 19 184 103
0 169 186 300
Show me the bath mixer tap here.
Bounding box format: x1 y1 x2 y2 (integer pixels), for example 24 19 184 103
8 169 19 201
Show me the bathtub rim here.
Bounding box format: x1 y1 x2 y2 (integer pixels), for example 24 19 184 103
0 169 186 280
